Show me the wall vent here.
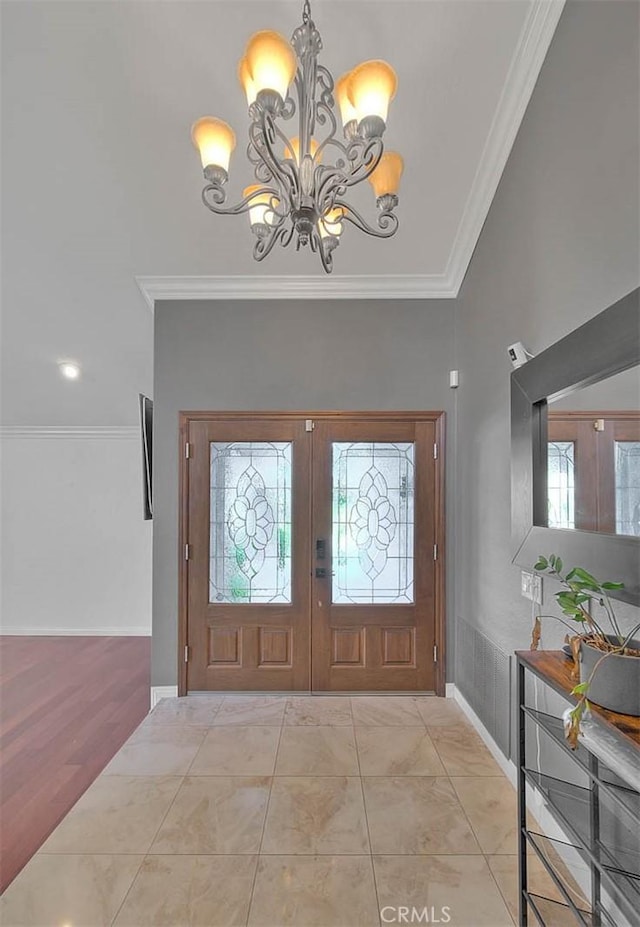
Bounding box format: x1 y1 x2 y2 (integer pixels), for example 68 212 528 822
455 615 511 757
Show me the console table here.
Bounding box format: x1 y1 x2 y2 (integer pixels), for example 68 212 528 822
516 650 640 926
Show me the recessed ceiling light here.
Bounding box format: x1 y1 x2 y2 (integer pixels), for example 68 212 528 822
59 362 81 380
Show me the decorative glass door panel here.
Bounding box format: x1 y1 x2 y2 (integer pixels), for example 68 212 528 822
547 441 575 529
210 442 292 603
615 441 640 536
332 442 414 604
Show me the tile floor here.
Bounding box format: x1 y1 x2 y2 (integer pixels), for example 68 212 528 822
0 695 581 926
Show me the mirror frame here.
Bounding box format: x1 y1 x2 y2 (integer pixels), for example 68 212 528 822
511 287 640 605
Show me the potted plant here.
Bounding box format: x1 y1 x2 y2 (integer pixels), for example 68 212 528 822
530 554 640 748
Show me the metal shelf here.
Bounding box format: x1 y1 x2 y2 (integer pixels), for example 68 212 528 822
523 705 639 821
517 654 640 927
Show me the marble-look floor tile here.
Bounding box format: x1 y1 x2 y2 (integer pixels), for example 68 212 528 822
363 777 481 855
374 855 513 927
415 696 467 727
248 856 380 926
450 776 517 853
276 727 359 776
488 853 590 923
351 696 425 727
284 696 353 726
262 777 369 855
355 727 446 776
151 777 270 854
0 854 143 927
147 696 224 725
103 724 207 776
41 775 182 854
189 726 280 776
113 855 257 926
428 724 503 776
214 697 286 726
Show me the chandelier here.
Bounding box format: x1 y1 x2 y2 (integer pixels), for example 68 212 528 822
190 0 403 274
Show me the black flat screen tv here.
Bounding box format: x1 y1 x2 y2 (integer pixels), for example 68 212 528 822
139 394 153 520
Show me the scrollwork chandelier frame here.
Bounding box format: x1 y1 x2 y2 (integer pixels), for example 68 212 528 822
191 0 403 274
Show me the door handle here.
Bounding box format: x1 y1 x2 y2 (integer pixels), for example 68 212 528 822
315 568 335 578
316 538 326 560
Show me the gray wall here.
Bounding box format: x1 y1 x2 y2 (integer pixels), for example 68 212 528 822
153 299 455 686
454 0 640 753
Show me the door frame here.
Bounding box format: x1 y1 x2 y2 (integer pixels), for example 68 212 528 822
178 411 446 696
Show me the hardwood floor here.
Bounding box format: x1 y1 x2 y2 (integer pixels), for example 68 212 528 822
0 635 150 893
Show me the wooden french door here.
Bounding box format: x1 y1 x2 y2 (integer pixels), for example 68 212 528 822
180 413 445 695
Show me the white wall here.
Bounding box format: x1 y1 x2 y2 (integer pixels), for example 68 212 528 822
0 429 152 635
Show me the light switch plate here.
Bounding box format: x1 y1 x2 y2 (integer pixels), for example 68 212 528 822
521 570 543 605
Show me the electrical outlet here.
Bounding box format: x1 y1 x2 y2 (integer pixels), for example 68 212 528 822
521 570 543 605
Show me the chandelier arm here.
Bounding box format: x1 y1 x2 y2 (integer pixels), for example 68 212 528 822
333 199 399 239
343 137 385 186
201 184 280 217
313 138 384 212
251 116 299 205
314 166 349 215
266 119 306 200
311 228 338 274
253 220 294 262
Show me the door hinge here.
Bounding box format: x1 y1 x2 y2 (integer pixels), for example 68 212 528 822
184 645 189 663
433 443 438 459
433 543 438 561
433 644 438 663
305 419 314 432
185 442 191 459
184 543 191 561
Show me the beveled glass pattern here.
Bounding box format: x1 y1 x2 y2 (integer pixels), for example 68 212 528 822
210 442 292 603
548 441 575 529
615 441 640 536
332 442 414 604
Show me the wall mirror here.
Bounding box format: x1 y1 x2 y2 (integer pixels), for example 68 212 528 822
512 287 640 605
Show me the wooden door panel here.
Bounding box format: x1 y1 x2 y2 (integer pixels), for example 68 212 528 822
186 418 311 692
311 419 438 692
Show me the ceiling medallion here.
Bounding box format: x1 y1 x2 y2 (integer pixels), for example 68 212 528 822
190 0 403 274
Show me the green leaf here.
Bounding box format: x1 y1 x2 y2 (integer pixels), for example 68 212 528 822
602 581 624 590
555 557 563 575
535 556 548 570
549 554 557 567
572 682 590 695
565 568 577 582
573 567 600 587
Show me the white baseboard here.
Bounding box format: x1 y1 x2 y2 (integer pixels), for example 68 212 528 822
445 682 455 699
0 626 151 636
450 684 591 901
150 685 179 709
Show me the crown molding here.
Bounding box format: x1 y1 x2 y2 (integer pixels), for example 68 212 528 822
445 0 565 293
135 274 456 310
135 0 564 310
0 426 139 440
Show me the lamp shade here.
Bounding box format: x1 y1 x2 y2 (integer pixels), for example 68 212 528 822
348 60 397 123
191 117 236 171
244 30 297 100
368 151 404 197
335 72 357 125
288 137 320 164
319 206 345 239
238 57 257 107
243 185 278 227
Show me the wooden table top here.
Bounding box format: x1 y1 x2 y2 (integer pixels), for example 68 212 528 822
516 649 640 750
